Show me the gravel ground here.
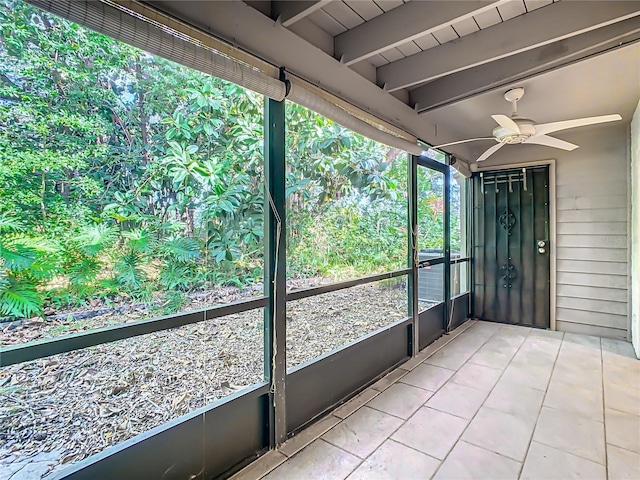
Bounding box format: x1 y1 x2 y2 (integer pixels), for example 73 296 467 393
0 279 408 477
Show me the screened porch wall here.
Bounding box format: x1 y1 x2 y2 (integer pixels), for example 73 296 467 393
554 124 630 340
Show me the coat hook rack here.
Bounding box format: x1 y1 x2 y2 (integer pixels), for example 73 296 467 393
480 168 529 194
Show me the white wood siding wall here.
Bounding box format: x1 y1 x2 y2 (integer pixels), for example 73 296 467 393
554 125 630 339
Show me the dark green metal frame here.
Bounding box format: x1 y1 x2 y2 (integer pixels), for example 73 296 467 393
2 98 470 480
409 154 419 354
264 98 287 446
413 154 459 336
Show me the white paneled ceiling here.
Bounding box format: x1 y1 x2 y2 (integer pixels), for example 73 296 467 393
497 1 526 21
293 1 570 76
157 0 640 164
473 7 502 28
343 0 384 21
307 0 516 63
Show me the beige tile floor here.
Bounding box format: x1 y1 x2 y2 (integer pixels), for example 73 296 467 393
234 321 640 480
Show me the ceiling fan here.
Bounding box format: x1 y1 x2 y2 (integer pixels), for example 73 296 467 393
433 87 622 162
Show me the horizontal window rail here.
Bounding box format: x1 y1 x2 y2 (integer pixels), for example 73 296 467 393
418 257 444 267
3 269 414 367
286 269 411 302
417 155 448 173
419 257 469 267
450 257 470 265
451 291 471 300
0 297 268 367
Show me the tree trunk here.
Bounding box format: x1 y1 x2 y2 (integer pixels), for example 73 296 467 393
135 61 151 166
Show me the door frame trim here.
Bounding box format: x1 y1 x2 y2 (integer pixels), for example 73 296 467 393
412 155 450 353
472 159 557 331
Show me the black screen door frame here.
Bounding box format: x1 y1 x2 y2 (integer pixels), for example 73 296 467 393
410 155 451 354
470 160 556 329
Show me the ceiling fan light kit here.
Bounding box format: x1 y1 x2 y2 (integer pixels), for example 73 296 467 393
433 87 622 162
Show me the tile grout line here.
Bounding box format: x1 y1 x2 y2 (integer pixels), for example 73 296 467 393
439 326 539 474
320 404 422 479
514 329 564 479
271 329 631 480
415 326 576 476
425 323 524 478
257 322 507 480
332 389 383 421
373 324 504 477
365 391 435 420
529 335 611 468
261 322 476 479
528 437 610 466
341 322 499 479
307 322 482 480
602 443 640 455
279 414 344 459
335 319 477 423
244 327 625 480
605 406 640 417
385 437 442 463
528 337 610 468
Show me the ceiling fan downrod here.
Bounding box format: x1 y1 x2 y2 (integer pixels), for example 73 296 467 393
504 87 525 117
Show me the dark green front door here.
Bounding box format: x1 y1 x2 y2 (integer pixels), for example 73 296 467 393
472 166 550 328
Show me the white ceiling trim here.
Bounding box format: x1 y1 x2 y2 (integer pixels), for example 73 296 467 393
272 0 331 27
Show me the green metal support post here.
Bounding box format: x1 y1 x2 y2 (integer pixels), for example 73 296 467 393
264 97 287 447
444 159 452 331
409 155 419 356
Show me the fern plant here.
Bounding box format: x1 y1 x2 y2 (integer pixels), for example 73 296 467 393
114 251 147 292
107 228 158 300
157 236 201 291
55 224 114 292
0 213 59 318
0 275 42 318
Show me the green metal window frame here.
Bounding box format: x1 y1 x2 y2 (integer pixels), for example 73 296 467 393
1 97 466 462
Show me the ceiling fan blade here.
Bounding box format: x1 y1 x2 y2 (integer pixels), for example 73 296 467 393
432 137 496 149
477 142 505 162
526 134 579 151
492 114 520 134
535 114 622 135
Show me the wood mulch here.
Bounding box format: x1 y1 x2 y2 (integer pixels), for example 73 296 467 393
0 278 408 476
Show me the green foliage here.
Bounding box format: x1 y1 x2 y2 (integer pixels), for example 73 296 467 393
0 275 42 318
76 225 118 257
0 219 60 317
0 0 457 320
160 290 187 315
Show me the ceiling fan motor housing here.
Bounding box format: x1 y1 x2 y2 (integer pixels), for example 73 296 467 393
436 86 621 162
493 118 535 144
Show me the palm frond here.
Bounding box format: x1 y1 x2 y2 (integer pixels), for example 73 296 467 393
76 224 118 256
122 228 156 254
0 213 23 234
0 242 37 271
158 261 195 290
160 237 201 262
0 275 43 318
114 252 146 291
